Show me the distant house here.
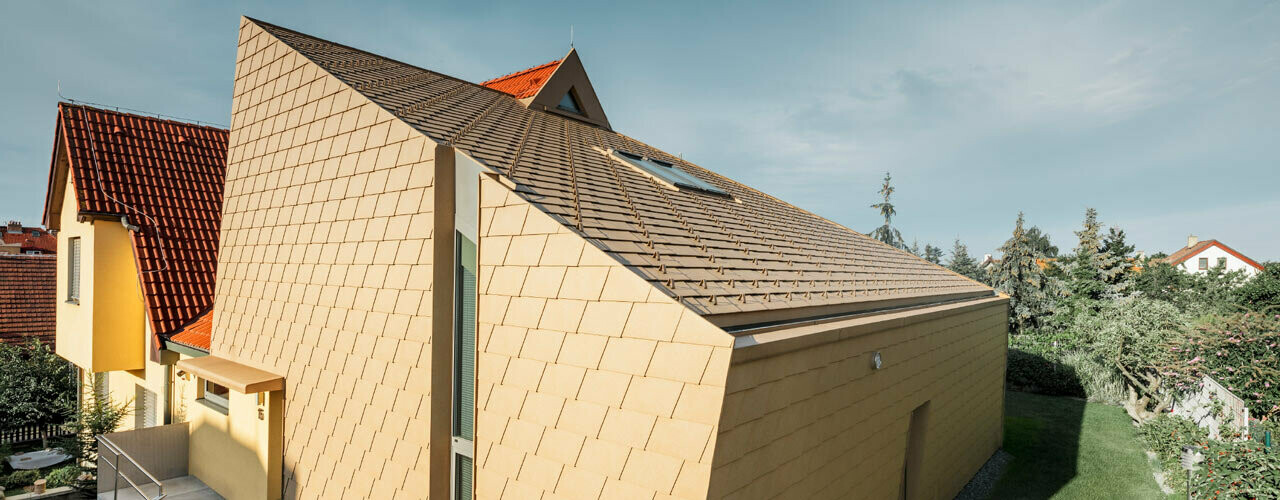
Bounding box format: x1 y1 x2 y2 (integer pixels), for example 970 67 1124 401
0 221 57 255
1161 235 1263 277
0 254 56 345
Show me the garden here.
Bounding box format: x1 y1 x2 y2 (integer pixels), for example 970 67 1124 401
949 208 1280 499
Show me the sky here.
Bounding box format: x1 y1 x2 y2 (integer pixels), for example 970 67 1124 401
2 1 1277 261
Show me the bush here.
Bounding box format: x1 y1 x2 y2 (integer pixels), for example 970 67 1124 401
1 469 41 491
45 465 79 488
1059 350 1125 405
1139 414 1207 493
1164 311 1280 420
1236 263 1280 311
1006 348 1084 398
1140 414 1280 499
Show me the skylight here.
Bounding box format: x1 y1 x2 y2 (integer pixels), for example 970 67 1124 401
612 150 728 196
557 90 584 115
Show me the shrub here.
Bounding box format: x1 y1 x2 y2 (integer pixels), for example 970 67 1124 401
1059 350 1125 405
1 470 41 491
1164 311 1280 420
1140 414 1280 499
1006 348 1085 398
1081 298 1191 421
45 465 79 488
1139 414 1207 493
1236 263 1280 311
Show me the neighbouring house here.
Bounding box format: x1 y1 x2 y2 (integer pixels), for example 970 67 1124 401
60 17 1009 500
0 254 56 345
0 221 57 255
1161 235 1263 277
43 102 227 439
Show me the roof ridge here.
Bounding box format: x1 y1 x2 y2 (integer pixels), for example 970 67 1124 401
58 101 229 133
479 59 562 86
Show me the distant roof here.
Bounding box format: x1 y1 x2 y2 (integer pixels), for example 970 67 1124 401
45 103 228 343
169 310 212 351
2 227 56 253
251 18 992 326
481 59 562 99
1162 239 1263 271
0 255 56 345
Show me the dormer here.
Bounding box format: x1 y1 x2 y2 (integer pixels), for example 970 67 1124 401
481 48 611 130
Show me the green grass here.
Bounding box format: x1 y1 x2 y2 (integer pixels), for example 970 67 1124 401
987 391 1171 499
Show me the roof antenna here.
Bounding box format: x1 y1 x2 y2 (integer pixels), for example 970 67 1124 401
570 25 574 49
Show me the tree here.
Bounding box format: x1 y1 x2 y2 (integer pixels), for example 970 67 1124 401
1079 298 1190 422
1024 226 1059 258
56 373 131 493
0 339 76 444
1101 226 1134 259
923 244 943 264
992 212 1059 334
869 172 904 249
1064 208 1129 302
1237 262 1280 311
948 239 983 281
909 239 921 257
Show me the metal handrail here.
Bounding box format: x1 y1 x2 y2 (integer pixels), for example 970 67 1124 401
96 435 165 500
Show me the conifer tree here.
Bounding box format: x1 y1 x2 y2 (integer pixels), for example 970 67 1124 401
1066 209 1130 301
909 239 921 257
992 212 1057 334
869 172 905 249
948 239 982 281
924 244 943 264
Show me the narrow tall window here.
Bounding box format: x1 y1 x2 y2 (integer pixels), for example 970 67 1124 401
452 233 477 500
67 237 81 302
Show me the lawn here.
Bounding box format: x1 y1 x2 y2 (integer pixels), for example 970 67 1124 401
986 391 1171 499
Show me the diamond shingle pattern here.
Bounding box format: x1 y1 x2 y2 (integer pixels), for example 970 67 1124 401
57 103 227 341
0 255 56 345
254 19 991 319
480 59 561 99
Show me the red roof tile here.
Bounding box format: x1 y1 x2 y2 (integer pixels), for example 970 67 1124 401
1161 239 1263 271
480 59 561 99
169 310 212 350
53 103 227 345
0 255 56 345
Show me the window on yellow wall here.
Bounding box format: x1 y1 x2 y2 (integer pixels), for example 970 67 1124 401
200 379 230 411
67 237 81 303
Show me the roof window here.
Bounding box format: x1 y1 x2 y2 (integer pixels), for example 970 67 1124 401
557 89 584 115
611 150 728 196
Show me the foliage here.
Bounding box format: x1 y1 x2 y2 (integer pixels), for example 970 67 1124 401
1006 336 1126 404
1237 262 1280 311
908 239 920 257
1139 414 1209 494
0 339 76 434
992 212 1061 334
1064 208 1131 302
1 470 40 492
1077 297 1190 421
55 373 130 493
1141 414 1280 500
922 244 943 264
1163 310 1280 420
45 465 79 488
869 172 904 249
1024 225 1059 258
947 239 984 282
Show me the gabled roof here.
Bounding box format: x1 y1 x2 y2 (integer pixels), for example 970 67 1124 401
482 59 561 99
0 255 56 345
2 229 57 254
250 18 991 326
1162 239 1263 271
43 103 227 346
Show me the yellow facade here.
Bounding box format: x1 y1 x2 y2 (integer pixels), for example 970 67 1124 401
54 174 147 374
180 372 284 500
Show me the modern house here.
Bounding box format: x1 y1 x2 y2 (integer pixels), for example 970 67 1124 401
1161 235 1264 277
0 254 56 345
51 17 1009 500
43 102 227 432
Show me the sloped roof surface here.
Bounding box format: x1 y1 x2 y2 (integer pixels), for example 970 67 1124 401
3 229 57 253
1163 239 1263 271
0 255 56 345
481 60 561 99
254 19 990 318
170 310 212 350
56 103 227 337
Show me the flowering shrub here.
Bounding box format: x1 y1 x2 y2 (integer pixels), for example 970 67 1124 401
1141 414 1280 499
1165 311 1280 420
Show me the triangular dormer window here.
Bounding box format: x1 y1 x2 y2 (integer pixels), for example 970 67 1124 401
557 89 584 115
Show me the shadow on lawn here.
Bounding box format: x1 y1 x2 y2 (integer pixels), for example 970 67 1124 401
989 352 1088 500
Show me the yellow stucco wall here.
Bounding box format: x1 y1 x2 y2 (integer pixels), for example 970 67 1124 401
709 298 1008 499
182 376 284 500
210 18 436 499
474 175 736 500
54 173 146 374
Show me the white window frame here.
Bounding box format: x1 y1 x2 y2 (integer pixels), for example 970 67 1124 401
67 237 81 303
200 378 230 411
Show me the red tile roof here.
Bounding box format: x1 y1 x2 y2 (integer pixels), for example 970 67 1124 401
169 310 212 350
480 59 561 99
0 255 56 345
2 229 57 254
52 103 227 347
1161 239 1263 271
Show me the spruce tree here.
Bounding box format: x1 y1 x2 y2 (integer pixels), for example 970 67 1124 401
869 172 905 249
992 212 1056 334
948 239 982 281
909 239 921 257
1066 209 1130 301
924 244 943 264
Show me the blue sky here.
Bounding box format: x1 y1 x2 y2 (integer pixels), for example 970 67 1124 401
2 1 1277 260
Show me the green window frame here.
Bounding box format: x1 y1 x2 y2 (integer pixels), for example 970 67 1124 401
452 233 477 500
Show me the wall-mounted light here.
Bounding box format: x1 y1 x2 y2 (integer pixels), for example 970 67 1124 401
872 351 883 370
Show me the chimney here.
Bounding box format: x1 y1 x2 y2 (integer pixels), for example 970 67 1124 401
1187 235 1198 248
6 221 20 234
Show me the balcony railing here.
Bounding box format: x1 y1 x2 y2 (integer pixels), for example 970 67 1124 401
98 434 166 500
